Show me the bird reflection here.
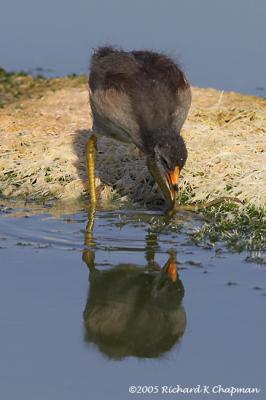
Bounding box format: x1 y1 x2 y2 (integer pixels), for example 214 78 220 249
82 223 186 359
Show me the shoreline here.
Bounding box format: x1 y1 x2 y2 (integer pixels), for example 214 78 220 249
0 71 265 207
0 71 265 256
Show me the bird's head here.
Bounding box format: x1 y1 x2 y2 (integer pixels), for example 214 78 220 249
148 133 187 206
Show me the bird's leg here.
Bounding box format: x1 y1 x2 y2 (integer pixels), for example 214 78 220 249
82 219 96 273
86 134 97 205
86 134 97 232
145 230 161 271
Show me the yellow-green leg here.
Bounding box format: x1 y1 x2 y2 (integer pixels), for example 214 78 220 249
82 219 96 271
86 134 97 232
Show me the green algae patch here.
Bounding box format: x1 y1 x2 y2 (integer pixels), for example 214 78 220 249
0 67 87 108
192 203 266 262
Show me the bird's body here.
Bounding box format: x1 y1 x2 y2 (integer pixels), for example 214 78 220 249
89 47 191 153
87 46 191 217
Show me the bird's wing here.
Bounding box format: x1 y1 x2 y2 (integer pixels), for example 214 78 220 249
170 86 192 132
89 51 146 148
89 87 143 149
129 50 191 133
89 48 191 148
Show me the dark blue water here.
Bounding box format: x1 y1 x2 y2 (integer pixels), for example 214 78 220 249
1 0 266 95
0 207 265 399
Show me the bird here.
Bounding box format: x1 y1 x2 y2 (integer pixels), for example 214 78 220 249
82 225 186 359
86 46 191 217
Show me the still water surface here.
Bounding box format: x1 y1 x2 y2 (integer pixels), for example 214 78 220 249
0 205 265 399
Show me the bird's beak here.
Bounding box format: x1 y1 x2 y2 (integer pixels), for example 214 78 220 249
146 158 180 208
146 157 173 205
166 166 180 202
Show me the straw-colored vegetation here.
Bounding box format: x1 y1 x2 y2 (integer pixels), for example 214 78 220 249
0 69 265 256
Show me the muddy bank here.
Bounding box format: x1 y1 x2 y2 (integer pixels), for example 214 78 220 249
0 73 265 207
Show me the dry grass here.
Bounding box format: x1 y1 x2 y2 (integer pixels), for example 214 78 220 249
0 76 265 208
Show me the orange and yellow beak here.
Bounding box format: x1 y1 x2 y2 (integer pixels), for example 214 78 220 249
167 166 180 200
146 157 181 207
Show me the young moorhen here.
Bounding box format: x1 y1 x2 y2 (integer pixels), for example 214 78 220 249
87 46 191 211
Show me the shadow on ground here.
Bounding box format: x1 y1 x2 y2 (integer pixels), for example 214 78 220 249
71 129 164 206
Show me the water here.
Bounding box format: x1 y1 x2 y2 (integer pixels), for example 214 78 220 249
0 205 265 399
0 0 266 95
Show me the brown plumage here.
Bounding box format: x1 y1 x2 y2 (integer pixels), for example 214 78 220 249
88 46 191 206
